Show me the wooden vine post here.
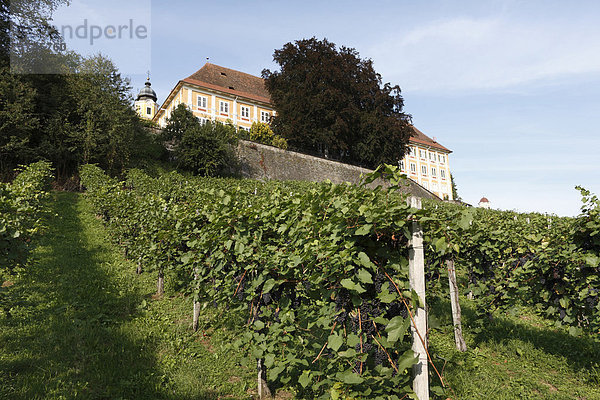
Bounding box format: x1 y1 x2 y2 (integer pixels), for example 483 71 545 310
408 196 429 400
192 267 201 332
446 259 467 352
257 358 271 399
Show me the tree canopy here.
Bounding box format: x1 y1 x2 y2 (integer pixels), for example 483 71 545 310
262 37 412 169
161 104 237 176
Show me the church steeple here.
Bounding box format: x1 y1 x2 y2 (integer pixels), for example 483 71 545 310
135 75 158 120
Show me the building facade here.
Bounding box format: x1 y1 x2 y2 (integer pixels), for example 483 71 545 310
154 63 276 130
155 63 453 200
399 127 453 200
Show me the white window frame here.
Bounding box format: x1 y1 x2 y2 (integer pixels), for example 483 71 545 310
429 151 436 162
260 110 271 123
438 154 446 164
431 167 437 178
146 106 152 115
410 162 416 173
419 149 426 159
440 169 446 179
240 105 250 119
399 160 405 171
197 95 207 110
219 101 229 115
421 165 427 176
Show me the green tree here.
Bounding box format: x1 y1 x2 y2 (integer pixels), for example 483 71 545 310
247 121 288 149
0 2 154 178
262 37 412 169
450 173 460 201
0 65 38 173
1 0 69 67
162 104 237 176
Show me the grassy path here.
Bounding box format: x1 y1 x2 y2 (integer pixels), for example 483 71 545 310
0 192 254 399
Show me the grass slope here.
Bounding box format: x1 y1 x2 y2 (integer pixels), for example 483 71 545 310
2 191 600 399
0 192 254 399
428 299 600 399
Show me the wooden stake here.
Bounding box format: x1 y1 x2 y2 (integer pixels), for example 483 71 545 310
446 259 467 352
408 196 429 400
193 267 200 331
157 269 164 296
257 358 271 399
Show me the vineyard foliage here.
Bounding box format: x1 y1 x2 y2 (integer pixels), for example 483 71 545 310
421 193 600 336
0 161 53 278
80 164 424 399
79 164 600 398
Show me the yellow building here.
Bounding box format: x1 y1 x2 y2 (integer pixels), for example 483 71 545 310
156 63 453 200
154 63 276 129
135 78 159 120
399 127 453 200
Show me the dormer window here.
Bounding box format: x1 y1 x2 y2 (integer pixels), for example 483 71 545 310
228 86 235 90
220 72 227 76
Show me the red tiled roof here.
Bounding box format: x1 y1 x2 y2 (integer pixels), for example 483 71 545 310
183 63 271 104
409 126 451 153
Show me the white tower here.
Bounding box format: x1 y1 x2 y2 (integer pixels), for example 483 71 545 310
478 197 491 209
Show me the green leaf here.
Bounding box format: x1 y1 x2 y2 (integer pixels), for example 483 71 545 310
338 348 357 358
357 268 373 284
264 353 275 368
396 349 418 372
584 253 599 267
355 224 372 236
180 252 193 264
338 370 364 384
299 370 311 388
357 251 374 268
458 210 473 230
434 236 447 253
559 297 569 309
386 316 410 344
340 278 366 294
253 320 265 330
328 334 343 352
263 278 276 293
346 334 360 347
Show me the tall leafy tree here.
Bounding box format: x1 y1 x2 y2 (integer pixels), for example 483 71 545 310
161 104 238 176
1 0 69 68
262 37 412 169
450 173 460 201
0 65 38 173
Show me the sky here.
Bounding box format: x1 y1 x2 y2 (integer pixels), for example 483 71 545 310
52 0 600 217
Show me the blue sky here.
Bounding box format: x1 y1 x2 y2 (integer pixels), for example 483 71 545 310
54 0 600 216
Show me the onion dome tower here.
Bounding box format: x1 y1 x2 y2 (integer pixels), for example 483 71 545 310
135 76 158 120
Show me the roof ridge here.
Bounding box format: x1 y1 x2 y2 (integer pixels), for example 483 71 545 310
186 63 264 81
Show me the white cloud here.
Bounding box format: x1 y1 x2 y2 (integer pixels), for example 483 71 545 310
369 16 600 93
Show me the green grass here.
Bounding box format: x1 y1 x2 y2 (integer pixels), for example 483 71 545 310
428 298 600 399
2 192 600 399
0 192 255 399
